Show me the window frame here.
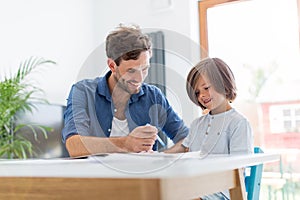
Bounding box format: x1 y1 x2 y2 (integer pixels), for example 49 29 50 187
198 0 300 59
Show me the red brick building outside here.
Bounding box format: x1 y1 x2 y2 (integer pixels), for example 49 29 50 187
259 100 300 173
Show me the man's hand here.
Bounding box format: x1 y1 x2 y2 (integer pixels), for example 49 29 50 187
123 125 158 152
66 125 158 157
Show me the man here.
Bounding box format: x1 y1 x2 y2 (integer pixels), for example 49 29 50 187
62 24 188 157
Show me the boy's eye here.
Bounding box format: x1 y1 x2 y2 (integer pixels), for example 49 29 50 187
195 91 200 97
204 86 210 90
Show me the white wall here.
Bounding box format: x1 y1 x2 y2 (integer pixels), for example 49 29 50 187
0 0 201 126
0 0 98 105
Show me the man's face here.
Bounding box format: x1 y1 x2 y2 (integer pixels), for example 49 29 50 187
113 51 151 94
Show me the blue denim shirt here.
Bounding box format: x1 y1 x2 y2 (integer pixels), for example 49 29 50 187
62 71 188 149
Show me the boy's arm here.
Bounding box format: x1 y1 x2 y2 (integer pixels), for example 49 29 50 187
163 139 189 153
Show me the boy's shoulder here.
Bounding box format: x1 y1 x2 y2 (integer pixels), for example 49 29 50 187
229 108 248 121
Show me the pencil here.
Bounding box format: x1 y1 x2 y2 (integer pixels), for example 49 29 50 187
145 123 166 147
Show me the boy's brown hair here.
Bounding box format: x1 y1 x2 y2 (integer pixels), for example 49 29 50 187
186 57 237 109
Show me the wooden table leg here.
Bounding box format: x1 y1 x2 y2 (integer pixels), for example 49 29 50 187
229 168 247 200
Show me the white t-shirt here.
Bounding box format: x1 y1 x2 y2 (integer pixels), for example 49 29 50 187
110 117 130 137
182 108 253 155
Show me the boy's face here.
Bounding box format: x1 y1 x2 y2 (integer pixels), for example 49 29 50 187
113 51 151 94
195 74 228 115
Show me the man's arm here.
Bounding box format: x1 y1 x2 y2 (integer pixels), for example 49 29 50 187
66 125 158 157
66 135 125 157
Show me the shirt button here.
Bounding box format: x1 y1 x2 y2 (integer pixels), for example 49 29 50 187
108 129 111 132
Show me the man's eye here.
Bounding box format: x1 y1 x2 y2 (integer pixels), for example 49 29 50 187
142 66 150 71
128 69 135 73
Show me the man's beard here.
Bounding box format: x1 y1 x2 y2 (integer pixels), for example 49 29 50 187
113 73 141 94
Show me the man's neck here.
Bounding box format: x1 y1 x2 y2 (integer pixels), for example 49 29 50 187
112 90 130 120
108 74 130 120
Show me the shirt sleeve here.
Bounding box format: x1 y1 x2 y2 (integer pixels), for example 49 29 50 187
181 133 191 148
182 117 206 151
62 84 91 143
182 119 198 148
156 89 189 144
229 118 254 155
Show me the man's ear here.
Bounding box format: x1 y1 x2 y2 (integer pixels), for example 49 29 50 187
148 49 153 58
107 58 117 72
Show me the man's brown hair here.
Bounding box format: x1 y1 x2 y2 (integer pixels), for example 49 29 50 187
105 24 152 66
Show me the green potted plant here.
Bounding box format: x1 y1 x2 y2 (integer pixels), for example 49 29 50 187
0 57 56 159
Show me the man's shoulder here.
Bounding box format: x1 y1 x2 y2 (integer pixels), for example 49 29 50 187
75 77 101 85
74 77 101 90
142 83 163 95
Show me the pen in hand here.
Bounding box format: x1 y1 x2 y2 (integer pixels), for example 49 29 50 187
145 123 166 148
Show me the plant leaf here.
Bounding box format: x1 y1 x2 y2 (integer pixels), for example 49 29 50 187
0 56 56 159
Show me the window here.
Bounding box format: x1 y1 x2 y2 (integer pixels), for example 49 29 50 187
270 104 300 133
199 0 300 199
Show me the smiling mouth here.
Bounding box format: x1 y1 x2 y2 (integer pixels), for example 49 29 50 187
203 98 212 104
128 81 141 88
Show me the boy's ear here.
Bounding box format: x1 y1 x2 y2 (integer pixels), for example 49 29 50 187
107 58 117 72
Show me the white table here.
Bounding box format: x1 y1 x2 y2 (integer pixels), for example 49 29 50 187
0 152 279 200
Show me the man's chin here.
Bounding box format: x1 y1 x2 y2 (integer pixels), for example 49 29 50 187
129 87 140 94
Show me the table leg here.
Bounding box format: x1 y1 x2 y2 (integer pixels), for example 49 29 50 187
229 168 247 200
